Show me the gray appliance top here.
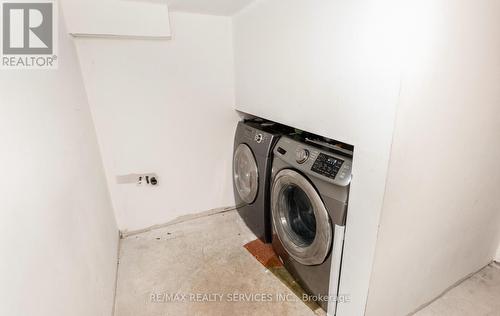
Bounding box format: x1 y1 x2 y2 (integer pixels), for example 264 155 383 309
235 120 289 157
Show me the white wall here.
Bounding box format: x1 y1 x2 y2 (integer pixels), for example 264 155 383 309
233 1 403 315
167 0 254 16
496 245 500 263
75 12 238 232
0 10 118 316
61 0 171 37
366 1 500 315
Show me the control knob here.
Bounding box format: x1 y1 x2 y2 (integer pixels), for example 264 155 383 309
296 148 309 164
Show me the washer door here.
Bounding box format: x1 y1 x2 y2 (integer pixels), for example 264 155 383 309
234 144 259 204
271 169 332 265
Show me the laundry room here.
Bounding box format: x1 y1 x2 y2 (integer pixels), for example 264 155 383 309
2 1 500 316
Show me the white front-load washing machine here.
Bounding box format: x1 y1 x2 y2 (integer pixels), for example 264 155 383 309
270 135 352 314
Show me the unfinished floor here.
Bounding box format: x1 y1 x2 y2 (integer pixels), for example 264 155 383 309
114 209 320 316
114 209 500 316
414 262 500 316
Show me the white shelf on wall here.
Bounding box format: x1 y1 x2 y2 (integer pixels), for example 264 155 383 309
61 0 171 39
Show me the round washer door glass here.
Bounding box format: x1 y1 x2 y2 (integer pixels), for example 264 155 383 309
234 144 259 204
272 169 332 265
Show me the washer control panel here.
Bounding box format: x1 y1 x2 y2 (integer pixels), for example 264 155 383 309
311 153 344 179
274 136 352 186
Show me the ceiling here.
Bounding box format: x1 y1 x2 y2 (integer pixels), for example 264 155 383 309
165 0 255 16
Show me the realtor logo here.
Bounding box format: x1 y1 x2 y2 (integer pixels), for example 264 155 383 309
1 0 57 68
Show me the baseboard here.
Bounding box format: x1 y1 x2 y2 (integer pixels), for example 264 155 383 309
111 232 121 316
120 205 238 238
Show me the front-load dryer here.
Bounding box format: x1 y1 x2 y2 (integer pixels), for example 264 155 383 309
233 120 291 243
270 135 352 313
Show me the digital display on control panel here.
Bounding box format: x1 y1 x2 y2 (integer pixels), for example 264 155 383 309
311 153 344 179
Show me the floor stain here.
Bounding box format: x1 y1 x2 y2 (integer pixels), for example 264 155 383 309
244 239 324 314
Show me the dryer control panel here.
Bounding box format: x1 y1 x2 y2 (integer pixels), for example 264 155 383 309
274 136 353 187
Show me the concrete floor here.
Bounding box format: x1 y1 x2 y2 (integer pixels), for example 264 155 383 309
114 209 320 316
414 262 500 316
114 208 500 316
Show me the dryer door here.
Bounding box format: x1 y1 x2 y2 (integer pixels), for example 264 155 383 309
271 169 332 265
234 144 259 204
